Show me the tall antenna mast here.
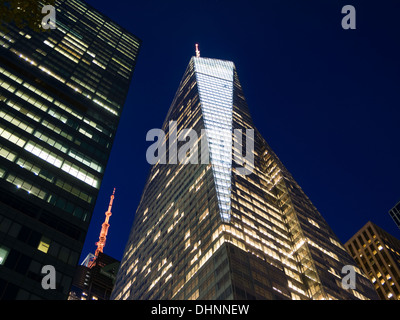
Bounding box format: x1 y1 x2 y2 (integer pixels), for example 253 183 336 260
195 43 200 57
94 188 115 260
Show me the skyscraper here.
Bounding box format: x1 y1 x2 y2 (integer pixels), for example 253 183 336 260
111 55 378 300
389 200 400 230
0 0 140 299
345 221 400 300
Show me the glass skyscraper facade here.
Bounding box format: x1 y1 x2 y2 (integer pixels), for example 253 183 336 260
0 0 140 299
111 56 378 300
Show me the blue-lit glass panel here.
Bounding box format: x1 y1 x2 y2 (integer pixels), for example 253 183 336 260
194 57 234 222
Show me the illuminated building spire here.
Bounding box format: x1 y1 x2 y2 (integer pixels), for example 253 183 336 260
94 188 116 258
195 43 200 57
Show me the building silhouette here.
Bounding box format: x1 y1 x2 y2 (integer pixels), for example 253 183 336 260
345 221 400 300
111 55 378 300
68 251 120 300
0 0 140 299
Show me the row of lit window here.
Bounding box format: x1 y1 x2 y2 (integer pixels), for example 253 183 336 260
0 123 99 188
234 189 285 230
0 143 93 204
0 64 112 136
117 209 234 299
119 204 214 297
2 169 82 219
4 86 108 151
4 97 109 154
9 43 120 116
54 14 138 74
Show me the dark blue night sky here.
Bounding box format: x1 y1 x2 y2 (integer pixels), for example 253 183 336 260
80 0 400 264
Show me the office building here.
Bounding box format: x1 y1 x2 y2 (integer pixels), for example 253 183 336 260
345 221 400 300
111 55 378 300
0 0 140 299
68 251 120 300
389 200 400 229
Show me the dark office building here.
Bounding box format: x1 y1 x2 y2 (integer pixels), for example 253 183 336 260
68 252 120 300
389 201 400 230
111 56 378 300
0 0 140 299
345 221 400 300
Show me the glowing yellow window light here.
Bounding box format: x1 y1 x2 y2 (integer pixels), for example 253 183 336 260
37 237 51 253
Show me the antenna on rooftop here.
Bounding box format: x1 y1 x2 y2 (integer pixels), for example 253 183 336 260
88 188 116 268
195 43 200 57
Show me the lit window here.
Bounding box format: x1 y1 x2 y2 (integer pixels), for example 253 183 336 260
0 246 10 265
37 236 51 253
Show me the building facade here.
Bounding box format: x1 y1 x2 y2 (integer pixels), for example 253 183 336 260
111 56 378 300
68 252 120 300
389 201 400 230
345 221 400 300
0 0 140 299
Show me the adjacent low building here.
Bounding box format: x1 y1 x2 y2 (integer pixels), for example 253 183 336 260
69 252 120 300
345 221 400 300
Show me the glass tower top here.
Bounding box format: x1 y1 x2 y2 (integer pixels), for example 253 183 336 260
194 57 234 222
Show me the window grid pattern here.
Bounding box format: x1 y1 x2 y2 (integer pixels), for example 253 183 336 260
389 202 400 229
194 57 234 222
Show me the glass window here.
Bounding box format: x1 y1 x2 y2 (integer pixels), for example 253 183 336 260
8 222 21 238
37 236 51 254
0 245 10 265
0 217 12 233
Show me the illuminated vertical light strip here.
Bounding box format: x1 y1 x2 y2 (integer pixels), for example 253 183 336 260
194 57 234 222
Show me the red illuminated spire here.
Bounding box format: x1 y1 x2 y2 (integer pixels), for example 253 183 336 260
94 188 115 258
195 43 200 57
